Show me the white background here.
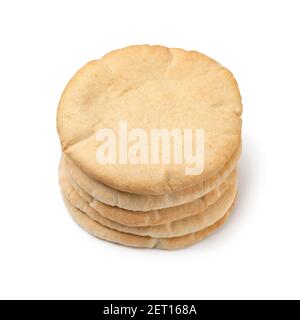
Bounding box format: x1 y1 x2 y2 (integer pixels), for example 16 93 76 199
0 0 299 300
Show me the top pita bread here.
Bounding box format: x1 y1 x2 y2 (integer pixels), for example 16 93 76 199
57 45 242 195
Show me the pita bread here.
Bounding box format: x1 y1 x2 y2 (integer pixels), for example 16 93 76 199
61 158 237 226
57 45 242 195
61 166 236 238
64 197 235 249
63 143 240 211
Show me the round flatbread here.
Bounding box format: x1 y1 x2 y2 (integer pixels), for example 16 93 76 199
64 197 235 249
63 143 240 211
57 45 242 195
60 158 237 226
61 170 236 237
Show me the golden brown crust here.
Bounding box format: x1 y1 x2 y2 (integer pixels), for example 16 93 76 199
60 161 237 238
57 45 242 194
60 157 237 227
62 143 241 211
64 196 235 249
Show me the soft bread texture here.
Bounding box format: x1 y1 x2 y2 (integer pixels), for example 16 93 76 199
63 143 240 211
64 197 235 249
61 158 237 226
57 45 242 195
60 163 237 237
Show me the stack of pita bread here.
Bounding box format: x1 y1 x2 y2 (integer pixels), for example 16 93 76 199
57 45 242 249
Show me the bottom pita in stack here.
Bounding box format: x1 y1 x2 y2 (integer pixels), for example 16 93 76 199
59 156 238 249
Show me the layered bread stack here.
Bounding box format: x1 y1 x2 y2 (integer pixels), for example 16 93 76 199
57 45 242 249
